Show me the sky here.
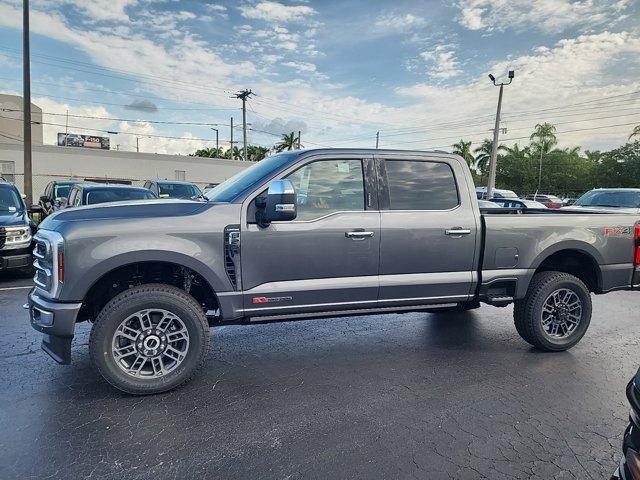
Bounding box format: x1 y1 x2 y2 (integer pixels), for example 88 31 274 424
0 0 638 155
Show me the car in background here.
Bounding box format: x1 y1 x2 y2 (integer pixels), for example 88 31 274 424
475 187 519 200
490 198 548 209
566 188 640 214
477 199 501 209
64 184 157 209
612 368 640 479
39 180 83 216
0 181 35 275
562 196 578 206
202 183 219 195
525 194 563 209
143 180 202 199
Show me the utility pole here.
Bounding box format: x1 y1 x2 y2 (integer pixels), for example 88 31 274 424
65 109 69 146
486 70 514 200
376 131 379 149
136 137 140 153
230 117 235 159
23 0 32 204
234 89 253 161
297 130 301 149
211 128 219 152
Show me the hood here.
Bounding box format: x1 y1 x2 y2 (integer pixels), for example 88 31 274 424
0 210 29 227
40 199 214 231
562 205 640 214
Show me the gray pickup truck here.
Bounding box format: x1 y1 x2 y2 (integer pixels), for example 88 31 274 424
28 149 640 394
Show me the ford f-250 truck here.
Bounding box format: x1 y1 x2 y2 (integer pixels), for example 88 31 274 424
27 149 640 394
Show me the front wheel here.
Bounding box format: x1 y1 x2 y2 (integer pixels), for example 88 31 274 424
513 271 592 351
89 284 210 395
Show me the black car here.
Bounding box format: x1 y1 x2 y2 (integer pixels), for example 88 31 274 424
39 180 83 216
143 179 202 199
490 198 548 209
0 181 35 274
613 369 640 479
64 183 157 208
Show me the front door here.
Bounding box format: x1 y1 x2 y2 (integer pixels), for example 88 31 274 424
377 155 478 305
241 155 380 317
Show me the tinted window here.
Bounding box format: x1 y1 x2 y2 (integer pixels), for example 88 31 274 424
86 189 155 205
157 183 200 199
574 190 640 208
54 184 72 199
385 160 458 210
286 159 365 221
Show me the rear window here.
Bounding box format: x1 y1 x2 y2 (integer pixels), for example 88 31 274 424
157 183 200 199
385 160 459 210
86 189 155 205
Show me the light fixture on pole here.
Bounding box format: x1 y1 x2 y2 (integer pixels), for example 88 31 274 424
486 70 514 200
210 128 219 151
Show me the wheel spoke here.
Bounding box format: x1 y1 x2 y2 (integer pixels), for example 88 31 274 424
156 313 173 332
166 328 188 343
114 344 136 360
118 324 140 341
138 311 152 330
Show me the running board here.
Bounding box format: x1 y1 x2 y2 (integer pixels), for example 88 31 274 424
249 303 458 323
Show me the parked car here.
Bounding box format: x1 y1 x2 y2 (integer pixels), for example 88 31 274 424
202 183 219 195
476 186 519 200
562 196 578 206
143 180 202 199
39 180 83 216
490 198 548 209
525 194 564 209
28 148 640 394
566 188 640 214
477 199 501 209
0 181 35 275
612 368 640 479
64 184 157 208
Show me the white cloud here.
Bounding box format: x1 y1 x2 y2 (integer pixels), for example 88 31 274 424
65 0 138 23
239 1 317 23
205 3 227 12
374 13 426 33
282 61 317 73
456 0 632 33
420 45 461 79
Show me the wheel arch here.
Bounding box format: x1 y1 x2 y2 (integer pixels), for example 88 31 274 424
530 243 603 293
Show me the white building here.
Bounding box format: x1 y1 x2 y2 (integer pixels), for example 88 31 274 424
0 95 248 197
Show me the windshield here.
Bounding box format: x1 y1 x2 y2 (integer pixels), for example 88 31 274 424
86 189 156 205
522 200 547 208
54 184 74 199
157 183 201 199
0 185 23 212
574 190 640 208
205 152 298 202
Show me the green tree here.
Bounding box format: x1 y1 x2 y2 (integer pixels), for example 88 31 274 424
452 139 474 167
630 125 640 140
274 132 301 152
530 123 559 195
246 145 269 162
474 138 506 177
192 147 224 158
223 146 243 160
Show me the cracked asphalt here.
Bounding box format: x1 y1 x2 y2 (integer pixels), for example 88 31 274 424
0 273 637 479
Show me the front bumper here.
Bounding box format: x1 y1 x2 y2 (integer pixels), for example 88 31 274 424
28 289 82 364
0 247 32 271
613 374 640 479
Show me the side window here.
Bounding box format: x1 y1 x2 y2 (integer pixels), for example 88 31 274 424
143 181 150 189
285 159 365 221
385 160 459 211
75 189 83 206
67 188 77 207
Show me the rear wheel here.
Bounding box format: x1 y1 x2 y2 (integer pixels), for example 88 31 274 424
513 271 591 351
89 284 209 395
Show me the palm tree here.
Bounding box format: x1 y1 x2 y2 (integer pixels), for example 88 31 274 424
452 139 474 167
530 123 558 196
473 139 506 175
193 147 224 158
224 146 242 160
630 125 640 140
274 132 301 152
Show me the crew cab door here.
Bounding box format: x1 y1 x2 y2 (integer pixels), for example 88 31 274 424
240 154 380 317
376 154 479 305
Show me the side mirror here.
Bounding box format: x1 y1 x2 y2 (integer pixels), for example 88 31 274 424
258 179 297 226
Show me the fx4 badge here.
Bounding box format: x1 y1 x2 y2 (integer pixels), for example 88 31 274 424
252 296 293 304
604 226 632 237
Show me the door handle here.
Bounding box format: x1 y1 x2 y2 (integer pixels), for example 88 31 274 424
445 228 471 236
345 230 375 239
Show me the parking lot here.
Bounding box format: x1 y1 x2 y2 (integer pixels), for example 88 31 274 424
0 274 635 479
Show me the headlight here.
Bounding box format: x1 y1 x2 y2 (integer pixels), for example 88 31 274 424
33 230 64 298
1 226 32 249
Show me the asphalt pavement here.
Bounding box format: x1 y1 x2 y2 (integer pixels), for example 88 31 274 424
0 273 637 479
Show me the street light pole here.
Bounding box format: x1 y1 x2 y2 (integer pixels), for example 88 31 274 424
486 70 514 200
211 128 219 152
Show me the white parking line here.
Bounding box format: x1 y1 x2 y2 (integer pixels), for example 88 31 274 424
0 286 32 291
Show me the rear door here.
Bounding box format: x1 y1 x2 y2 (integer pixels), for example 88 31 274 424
240 154 380 316
377 154 479 305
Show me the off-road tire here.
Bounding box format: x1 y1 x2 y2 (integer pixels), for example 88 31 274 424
89 284 209 395
513 271 591 351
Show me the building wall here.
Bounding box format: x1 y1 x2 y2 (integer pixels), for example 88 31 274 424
0 143 249 197
0 94 43 145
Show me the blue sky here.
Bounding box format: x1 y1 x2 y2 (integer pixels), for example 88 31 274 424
0 0 638 154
